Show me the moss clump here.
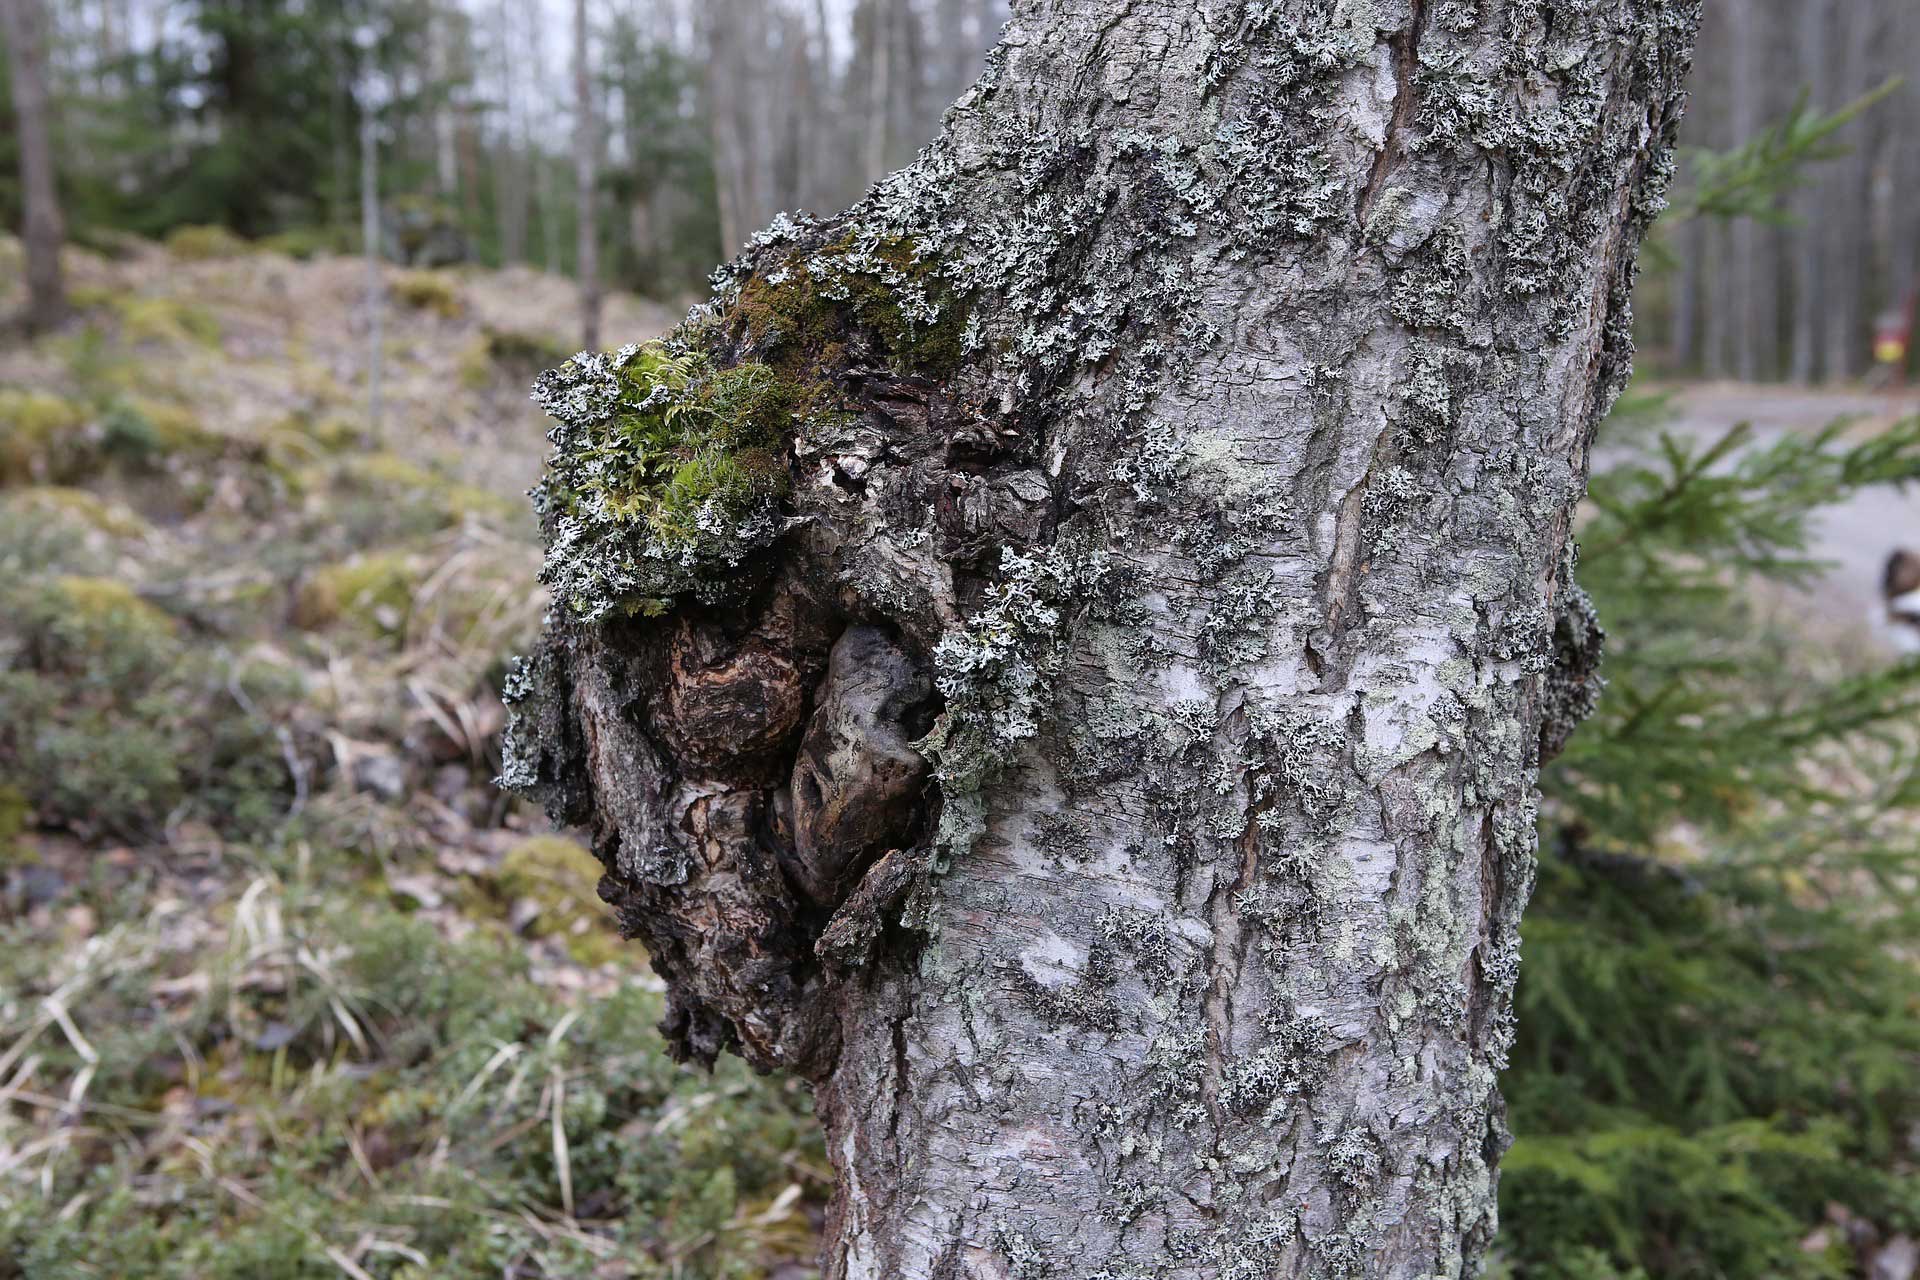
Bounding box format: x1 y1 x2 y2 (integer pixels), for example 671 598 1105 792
44 575 178 653
494 835 619 964
163 223 252 261
292 551 422 636
530 342 795 621
114 295 224 348
391 270 465 318
0 388 87 485
734 231 972 378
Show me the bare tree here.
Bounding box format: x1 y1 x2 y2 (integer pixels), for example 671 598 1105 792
493 0 529 263
0 0 67 333
506 2 1698 1275
574 0 601 349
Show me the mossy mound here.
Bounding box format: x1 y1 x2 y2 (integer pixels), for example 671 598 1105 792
320 452 520 531
0 388 88 484
114 295 224 348
459 326 572 388
494 835 619 964
292 551 422 636
531 342 795 621
391 270 465 319
163 223 252 261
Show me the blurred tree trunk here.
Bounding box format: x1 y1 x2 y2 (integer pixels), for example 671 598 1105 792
510 3 1697 1277
1727 0 1761 380
573 0 600 349
429 2 459 202
1789 0 1831 383
0 0 67 334
862 0 892 185
1822 6 1881 383
493 0 529 263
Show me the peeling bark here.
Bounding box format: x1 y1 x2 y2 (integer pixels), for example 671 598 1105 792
504 1 1697 1276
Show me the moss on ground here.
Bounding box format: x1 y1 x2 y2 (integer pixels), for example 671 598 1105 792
494 835 622 965
293 551 422 636
391 270 466 318
163 223 252 261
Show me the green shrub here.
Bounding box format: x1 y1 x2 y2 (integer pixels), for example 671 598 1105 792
1507 400 1920 1277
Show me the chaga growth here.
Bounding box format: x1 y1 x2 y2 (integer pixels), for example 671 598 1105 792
501 216 1057 1077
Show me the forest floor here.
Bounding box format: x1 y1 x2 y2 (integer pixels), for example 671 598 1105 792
0 233 826 1279
3 231 1918 1277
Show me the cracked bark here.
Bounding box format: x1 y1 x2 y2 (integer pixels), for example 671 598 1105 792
509 1 1697 1276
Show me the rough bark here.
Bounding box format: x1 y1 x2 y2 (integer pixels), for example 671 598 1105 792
0 0 67 334
504 2 1696 1276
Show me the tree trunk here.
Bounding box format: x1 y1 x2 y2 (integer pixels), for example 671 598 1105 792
430 1 460 202
505 2 1696 1277
493 0 528 264
0 0 67 334
573 0 601 350
1789 0 1831 384
1823 6 1881 383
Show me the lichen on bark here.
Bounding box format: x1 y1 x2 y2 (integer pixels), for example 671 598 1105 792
500 1 1698 1276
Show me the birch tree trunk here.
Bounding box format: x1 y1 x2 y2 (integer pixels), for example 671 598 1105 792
0 0 67 334
572 0 601 351
504 2 1696 1276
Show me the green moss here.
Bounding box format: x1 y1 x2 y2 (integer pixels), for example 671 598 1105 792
114 295 224 348
0 388 87 485
0 573 293 839
292 552 422 636
494 835 619 964
734 232 972 377
461 326 572 388
258 225 346 259
163 223 252 261
530 343 796 621
391 270 465 318
48 574 177 648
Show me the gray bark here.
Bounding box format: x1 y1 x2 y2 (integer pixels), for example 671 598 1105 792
506 2 1697 1277
0 0 66 333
